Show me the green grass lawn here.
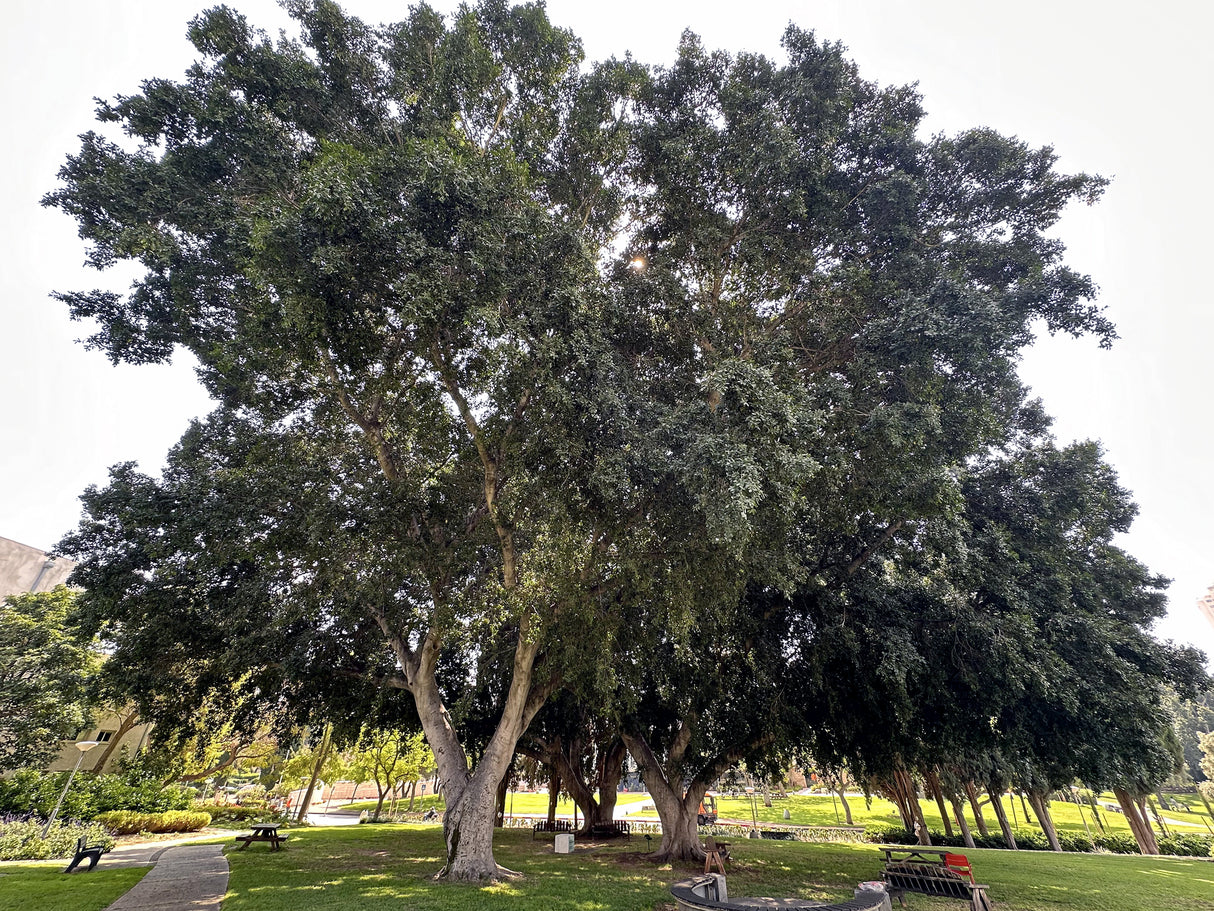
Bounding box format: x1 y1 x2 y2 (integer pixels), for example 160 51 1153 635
217 824 1214 911
656 792 1214 841
3 824 1211 910
0 863 149 911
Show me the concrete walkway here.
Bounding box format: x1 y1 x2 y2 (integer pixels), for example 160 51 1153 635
101 844 228 911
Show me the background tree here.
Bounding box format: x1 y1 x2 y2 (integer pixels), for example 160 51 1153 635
0 587 98 772
348 728 433 820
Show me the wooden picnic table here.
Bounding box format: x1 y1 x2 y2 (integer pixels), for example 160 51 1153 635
875 845 992 910
236 823 290 851
875 844 952 864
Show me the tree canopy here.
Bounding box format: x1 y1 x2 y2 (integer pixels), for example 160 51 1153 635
45 0 1203 876
0 587 99 772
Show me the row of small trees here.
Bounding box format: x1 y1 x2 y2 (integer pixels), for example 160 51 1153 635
45 0 1208 880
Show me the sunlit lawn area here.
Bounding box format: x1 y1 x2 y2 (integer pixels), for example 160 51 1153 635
634 792 1214 840
3 824 1211 911
341 790 651 819
218 824 1214 911
0 863 148 911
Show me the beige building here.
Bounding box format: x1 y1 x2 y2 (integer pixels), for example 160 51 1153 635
2 534 153 773
0 535 76 599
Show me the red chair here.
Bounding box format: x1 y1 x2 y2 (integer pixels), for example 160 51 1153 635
944 853 975 883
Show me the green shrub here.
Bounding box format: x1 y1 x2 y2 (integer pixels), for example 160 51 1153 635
1011 830 1049 851
1058 832 1094 853
94 809 211 835
1094 833 1139 854
0 819 114 861
862 823 916 844
0 768 192 820
1157 833 1214 857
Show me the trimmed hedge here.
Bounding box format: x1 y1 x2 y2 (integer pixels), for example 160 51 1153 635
94 810 211 835
0 818 115 861
862 823 1212 857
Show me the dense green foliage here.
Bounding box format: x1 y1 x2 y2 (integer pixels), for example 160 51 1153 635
0 768 193 819
0 588 99 772
44 0 1209 872
0 819 114 861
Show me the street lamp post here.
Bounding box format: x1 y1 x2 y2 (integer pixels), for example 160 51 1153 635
42 740 100 838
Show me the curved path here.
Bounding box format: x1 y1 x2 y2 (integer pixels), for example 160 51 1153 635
102 844 228 911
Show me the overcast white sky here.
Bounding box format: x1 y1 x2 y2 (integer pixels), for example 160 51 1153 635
3 0 1212 664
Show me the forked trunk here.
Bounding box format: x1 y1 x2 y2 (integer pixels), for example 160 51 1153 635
1113 787 1159 855
924 768 953 837
965 781 989 837
987 786 1017 849
620 731 706 862
1027 789 1061 851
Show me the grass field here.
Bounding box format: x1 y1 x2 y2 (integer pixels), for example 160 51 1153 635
219 824 1214 911
3 823 1211 911
639 792 1214 839
0 863 148 911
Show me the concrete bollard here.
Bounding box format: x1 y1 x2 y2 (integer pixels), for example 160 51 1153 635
555 833 575 854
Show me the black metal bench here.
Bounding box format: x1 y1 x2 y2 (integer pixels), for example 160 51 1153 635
532 818 573 839
589 820 631 840
63 835 105 873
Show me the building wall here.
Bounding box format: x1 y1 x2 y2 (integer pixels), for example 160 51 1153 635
0 535 76 600
47 709 152 775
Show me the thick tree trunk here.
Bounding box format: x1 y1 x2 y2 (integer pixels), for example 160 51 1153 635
924 768 953 837
595 740 626 824
620 731 706 862
381 615 548 881
1027 790 1062 851
988 786 1017 849
964 781 989 837
950 796 976 849
1113 787 1159 855
374 785 389 821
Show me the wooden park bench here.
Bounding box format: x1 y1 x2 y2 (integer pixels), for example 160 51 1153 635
589 820 631 840
63 835 106 873
235 823 290 851
877 845 992 910
532 818 573 839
